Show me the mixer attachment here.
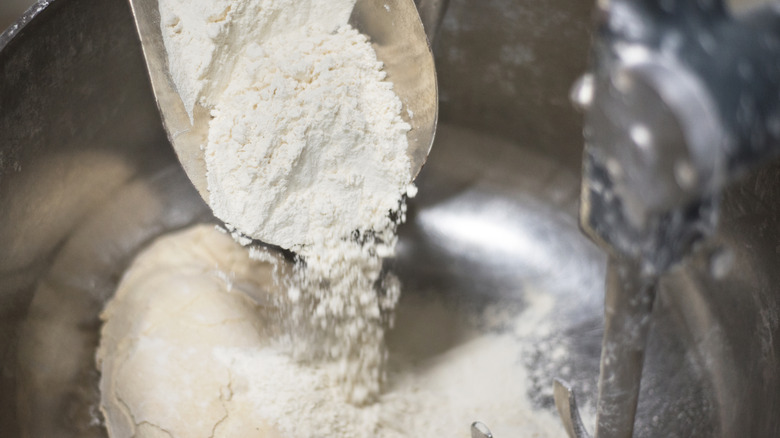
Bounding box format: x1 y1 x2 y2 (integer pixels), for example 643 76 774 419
555 258 657 438
470 421 494 438
554 0 780 436
553 379 590 438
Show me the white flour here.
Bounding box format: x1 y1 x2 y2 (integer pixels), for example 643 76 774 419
159 0 412 250
159 0 356 121
206 26 413 251
97 226 567 438
158 0 414 404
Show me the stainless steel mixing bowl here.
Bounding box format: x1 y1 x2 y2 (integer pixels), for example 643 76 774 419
2 0 779 436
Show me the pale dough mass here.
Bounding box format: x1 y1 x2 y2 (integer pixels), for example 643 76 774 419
96 226 283 438
96 226 567 438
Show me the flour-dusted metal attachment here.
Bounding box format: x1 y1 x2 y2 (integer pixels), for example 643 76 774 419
560 0 780 437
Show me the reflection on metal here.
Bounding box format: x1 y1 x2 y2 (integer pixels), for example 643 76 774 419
471 421 494 438
591 258 657 438
0 0 37 34
419 208 556 272
562 0 780 436
555 257 657 438
578 0 780 272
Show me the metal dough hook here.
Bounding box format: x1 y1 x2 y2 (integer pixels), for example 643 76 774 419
471 421 494 438
556 0 780 436
555 258 657 438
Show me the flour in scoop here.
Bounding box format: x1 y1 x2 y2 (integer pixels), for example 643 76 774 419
206 25 413 251
158 0 415 404
159 0 413 250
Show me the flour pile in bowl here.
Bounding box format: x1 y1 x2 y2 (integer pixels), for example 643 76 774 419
96 225 568 438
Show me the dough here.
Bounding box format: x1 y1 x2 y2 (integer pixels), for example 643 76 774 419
96 225 568 438
96 225 284 438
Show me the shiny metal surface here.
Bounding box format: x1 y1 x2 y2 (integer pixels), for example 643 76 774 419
470 422 493 438
554 379 591 438
592 259 657 438
0 0 36 33
564 1 780 436
554 257 660 438
1 0 779 437
577 0 780 273
127 0 438 202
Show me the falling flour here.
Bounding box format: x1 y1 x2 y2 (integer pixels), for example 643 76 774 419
92 1 576 436
155 0 414 405
96 225 568 438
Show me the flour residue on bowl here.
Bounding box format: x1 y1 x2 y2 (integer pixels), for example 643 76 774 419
96 225 568 438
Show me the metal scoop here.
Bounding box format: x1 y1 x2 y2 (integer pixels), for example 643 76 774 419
126 0 438 205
